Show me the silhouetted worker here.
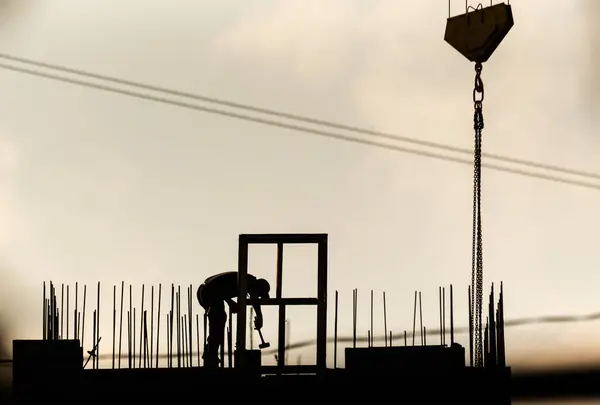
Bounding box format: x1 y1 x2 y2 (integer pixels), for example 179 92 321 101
197 271 270 367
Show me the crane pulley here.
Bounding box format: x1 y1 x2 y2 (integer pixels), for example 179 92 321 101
444 1 514 368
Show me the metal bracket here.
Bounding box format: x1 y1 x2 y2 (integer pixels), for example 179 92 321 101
445 2 514 63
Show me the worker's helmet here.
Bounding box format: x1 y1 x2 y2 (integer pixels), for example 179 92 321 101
255 278 270 299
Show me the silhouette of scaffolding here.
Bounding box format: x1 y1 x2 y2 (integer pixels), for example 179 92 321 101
235 233 328 375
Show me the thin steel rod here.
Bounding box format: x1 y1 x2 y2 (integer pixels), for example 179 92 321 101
61 283 64 339
412 291 417 346
188 285 193 367
166 313 170 367
383 291 388 347
450 284 454 344
112 285 116 369
139 284 145 368
92 310 97 369
75 282 78 340
118 281 124 368
127 310 131 368
66 285 70 340
150 285 154 368
196 314 200 367
156 283 162 368
443 287 446 345
352 289 357 348
370 290 374 347
97 282 101 368
169 284 174 368
43 282 46 340
439 286 443 345
333 290 338 368
419 291 423 345
82 285 87 351
129 284 133 368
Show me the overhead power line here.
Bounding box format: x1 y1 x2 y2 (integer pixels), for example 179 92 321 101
0 52 598 182
0 61 599 191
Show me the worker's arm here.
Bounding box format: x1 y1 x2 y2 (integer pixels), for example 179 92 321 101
249 292 263 329
253 304 263 330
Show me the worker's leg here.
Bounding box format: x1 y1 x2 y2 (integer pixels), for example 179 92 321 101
204 300 226 367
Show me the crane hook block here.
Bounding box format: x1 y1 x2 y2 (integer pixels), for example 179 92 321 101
444 3 514 63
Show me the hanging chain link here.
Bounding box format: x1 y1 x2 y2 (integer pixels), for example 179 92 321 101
471 62 485 368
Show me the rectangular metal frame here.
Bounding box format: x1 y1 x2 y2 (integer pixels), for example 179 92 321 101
235 233 328 375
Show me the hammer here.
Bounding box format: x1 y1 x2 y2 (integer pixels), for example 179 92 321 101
256 329 270 349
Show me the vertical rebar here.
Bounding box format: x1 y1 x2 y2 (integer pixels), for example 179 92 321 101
82 285 87 350
118 281 124 369
442 287 446 346
383 291 388 347
352 289 357 348
112 285 116 369
127 311 131 368
133 308 136 369
439 286 443 345
49 282 52 340
334 290 338 368
166 313 171 368
412 291 417 346
419 291 423 346
97 282 101 367
61 284 64 339
169 284 174 368
188 285 193 367
92 310 97 369
177 286 181 368
149 285 154 368
75 282 78 341
66 285 70 340
43 282 47 340
139 284 145 368
196 314 200 367
182 315 188 367
156 283 162 368
450 284 454 344
143 311 148 368
370 290 373 347
129 284 133 367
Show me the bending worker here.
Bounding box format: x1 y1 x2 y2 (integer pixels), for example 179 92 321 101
197 271 271 367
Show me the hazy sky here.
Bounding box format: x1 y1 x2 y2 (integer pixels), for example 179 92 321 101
0 0 598 369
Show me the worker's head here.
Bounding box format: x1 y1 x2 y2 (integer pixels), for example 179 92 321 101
253 278 270 299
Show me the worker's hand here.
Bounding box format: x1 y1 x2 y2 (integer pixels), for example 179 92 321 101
254 316 263 330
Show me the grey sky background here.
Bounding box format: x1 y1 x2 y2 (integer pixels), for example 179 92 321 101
0 0 598 369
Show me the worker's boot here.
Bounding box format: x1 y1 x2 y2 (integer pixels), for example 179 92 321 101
203 355 220 368
202 343 220 368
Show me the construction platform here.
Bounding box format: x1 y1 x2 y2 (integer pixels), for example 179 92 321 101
11 339 511 403
15 233 511 403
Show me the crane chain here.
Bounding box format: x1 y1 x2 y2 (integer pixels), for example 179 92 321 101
471 62 485 368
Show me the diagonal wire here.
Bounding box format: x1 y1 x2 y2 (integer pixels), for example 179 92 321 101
0 52 599 182
0 62 599 192
88 309 600 360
